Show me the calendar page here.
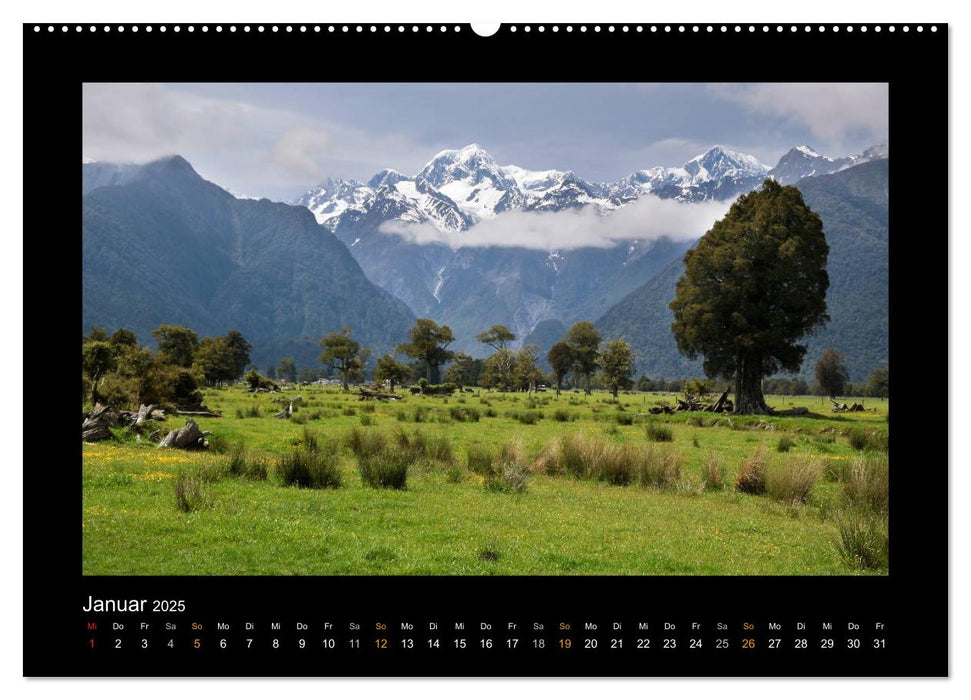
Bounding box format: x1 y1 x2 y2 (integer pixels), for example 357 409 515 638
23 21 946 677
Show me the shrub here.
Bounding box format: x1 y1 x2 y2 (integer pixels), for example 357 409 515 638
703 453 726 491
277 444 343 489
358 447 410 489
635 446 683 489
449 406 481 422
735 447 768 495
174 471 209 512
553 409 573 422
766 456 821 505
515 410 542 425
485 441 528 493
835 510 889 570
347 426 386 461
841 454 889 513
776 435 796 453
645 421 674 442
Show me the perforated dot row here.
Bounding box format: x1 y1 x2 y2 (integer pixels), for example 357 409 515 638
31 24 939 34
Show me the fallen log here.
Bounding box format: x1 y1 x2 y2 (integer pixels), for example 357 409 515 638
274 402 294 420
271 395 303 406
708 388 731 413
358 389 400 401
82 405 119 442
175 409 222 418
158 419 212 449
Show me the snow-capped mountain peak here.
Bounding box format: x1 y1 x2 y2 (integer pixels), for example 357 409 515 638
294 177 373 227
794 145 825 159
683 145 770 182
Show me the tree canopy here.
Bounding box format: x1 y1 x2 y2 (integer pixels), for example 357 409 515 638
476 325 516 351
565 321 601 395
320 327 370 391
396 318 455 383
598 339 636 398
151 325 199 368
374 354 410 392
815 348 850 398
670 179 829 414
547 341 575 395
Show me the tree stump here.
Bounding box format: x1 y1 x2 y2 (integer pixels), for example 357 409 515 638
157 419 211 449
81 405 119 442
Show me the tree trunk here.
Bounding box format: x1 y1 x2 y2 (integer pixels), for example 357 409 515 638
428 363 440 384
158 419 211 449
734 354 772 414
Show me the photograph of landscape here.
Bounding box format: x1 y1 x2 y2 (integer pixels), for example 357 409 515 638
81 83 890 576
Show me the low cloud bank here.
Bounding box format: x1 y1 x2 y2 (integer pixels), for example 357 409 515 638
378 195 731 251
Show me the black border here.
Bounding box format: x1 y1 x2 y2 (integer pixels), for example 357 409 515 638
24 22 948 677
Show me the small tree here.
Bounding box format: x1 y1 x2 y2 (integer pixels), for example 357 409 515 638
193 336 236 386
82 341 117 404
224 330 252 380
815 348 850 399
480 349 518 391
867 363 889 400
515 344 543 393
547 341 575 396
396 318 455 383
598 339 636 398
374 354 409 392
635 375 656 392
151 324 199 368
320 327 370 391
109 328 138 349
476 324 516 351
443 352 480 390
565 321 601 395
277 358 297 384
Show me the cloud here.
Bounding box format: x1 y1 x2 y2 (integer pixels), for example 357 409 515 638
379 196 731 251
269 127 331 180
708 83 888 147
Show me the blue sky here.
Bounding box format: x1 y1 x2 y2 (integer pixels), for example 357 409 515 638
82 82 888 201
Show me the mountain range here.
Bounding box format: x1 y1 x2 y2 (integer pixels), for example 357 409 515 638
292 142 888 374
82 156 414 367
82 141 888 380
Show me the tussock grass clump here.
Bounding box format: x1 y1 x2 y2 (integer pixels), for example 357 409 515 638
467 441 529 492
412 406 431 423
841 454 889 513
174 471 210 512
347 426 386 461
235 404 262 419
393 428 454 464
615 413 634 426
301 427 319 452
342 406 357 417
509 410 542 425
635 446 683 489
766 456 822 505
703 453 726 491
277 443 343 489
227 444 268 481
776 435 796 453
836 510 889 570
466 444 494 476
359 413 375 426
735 447 768 495
396 410 408 422
448 406 481 422
358 447 410 490
645 421 674 442
848 426 889 452
484 407 498 418
553 409 574 422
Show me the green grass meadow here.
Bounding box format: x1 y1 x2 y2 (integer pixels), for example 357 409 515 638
82 387 889 576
